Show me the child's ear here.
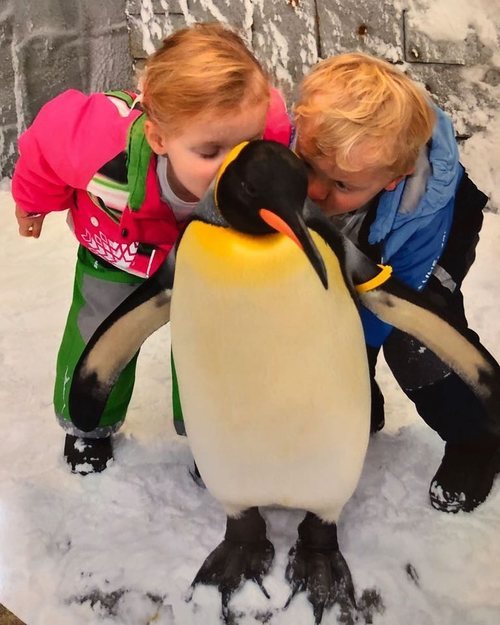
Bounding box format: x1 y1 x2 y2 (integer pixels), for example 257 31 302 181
384 175 406 191
144 119 167 155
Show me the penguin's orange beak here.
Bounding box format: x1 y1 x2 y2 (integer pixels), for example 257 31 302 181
259 208 328 289
259 209 301 249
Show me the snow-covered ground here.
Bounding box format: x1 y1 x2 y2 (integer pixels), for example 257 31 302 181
1 0 500 622
1 189 500 625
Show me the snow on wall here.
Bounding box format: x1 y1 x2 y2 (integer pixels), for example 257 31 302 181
1 0 499 209
126 0 499 122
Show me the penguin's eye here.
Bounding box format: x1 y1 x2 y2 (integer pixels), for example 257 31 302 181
241 180 258 197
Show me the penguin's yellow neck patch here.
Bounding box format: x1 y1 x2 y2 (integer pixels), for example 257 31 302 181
177 221 343 289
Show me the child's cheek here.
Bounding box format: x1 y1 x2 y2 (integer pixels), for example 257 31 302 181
327 193 362 216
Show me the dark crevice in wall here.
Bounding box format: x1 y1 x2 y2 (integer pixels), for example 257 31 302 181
313 0 322 60
401 8 410 64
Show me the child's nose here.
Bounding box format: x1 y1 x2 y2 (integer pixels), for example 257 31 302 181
307 174 330 202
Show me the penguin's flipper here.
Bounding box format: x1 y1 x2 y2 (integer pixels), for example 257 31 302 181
305 212 500 435
189 509 274 624
69 255 175 432
359 276 500 432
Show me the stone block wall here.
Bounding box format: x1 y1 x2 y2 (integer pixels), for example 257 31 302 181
128 0 498 140
1 0 498 178
0 0 132 178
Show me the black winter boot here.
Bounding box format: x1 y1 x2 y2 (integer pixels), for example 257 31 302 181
429 438 500 513
189 461 206 488
64 434 113 475
366 346 385 433
370 377 385 433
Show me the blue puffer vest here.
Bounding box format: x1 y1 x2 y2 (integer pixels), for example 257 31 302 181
361 106 464 347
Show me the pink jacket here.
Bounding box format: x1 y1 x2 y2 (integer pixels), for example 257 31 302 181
12 88 292 277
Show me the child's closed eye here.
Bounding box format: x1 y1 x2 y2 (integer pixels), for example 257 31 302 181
198 149 221 159
334 180 350 191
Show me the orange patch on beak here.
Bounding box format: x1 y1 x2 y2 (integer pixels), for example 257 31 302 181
259 209 302 249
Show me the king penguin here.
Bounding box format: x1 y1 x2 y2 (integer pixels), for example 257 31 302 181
69 140 500 625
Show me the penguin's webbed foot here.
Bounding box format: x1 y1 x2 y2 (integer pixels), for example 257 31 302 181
190 508 274 624
285 544 357 624
285 513 357 625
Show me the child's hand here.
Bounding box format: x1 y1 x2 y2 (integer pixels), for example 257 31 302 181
15 205 46 238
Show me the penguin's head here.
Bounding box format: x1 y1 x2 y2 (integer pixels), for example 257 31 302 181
214 140 328 288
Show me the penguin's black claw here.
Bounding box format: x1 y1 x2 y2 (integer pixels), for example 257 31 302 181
253 576 271 599
191 538 274 624
285 542 357 625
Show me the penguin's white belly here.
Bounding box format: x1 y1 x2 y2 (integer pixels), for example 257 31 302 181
171 224 370 521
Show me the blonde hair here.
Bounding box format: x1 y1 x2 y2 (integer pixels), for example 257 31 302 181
294 53 436 176
141 22 270 135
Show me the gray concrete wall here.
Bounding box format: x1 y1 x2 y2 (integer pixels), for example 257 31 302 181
0 0 132 178
128 1 498 138
1 0 498 178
